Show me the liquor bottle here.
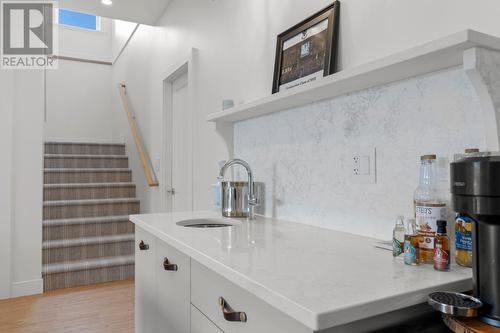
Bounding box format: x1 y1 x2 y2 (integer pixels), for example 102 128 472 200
433 220 450 271
453 150 478 268
404 218 421 266
414 155 446 264
455 214 473 267
393 215 405 258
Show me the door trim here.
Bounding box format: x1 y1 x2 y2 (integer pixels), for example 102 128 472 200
161 48 199 212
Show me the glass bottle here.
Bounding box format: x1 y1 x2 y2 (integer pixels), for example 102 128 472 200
414 155 446 264
404 218 420 266
453 150 477 268
393 215 405 258
433 220 450 271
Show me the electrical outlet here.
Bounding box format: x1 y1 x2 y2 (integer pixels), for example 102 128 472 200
349 148 376 184
353 155 370 175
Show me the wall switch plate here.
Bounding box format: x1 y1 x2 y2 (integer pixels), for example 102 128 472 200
350 147 376 184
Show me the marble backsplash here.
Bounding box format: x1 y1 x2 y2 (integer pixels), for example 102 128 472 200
234 68 486 240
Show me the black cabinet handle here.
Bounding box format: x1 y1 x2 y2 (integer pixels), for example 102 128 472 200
139 240 149 250
219 297 247 322
163 257 178 271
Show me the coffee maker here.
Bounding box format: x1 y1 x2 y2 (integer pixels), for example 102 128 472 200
450 153 500 327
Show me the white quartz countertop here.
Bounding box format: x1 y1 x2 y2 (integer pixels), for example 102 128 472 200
130 211 472 331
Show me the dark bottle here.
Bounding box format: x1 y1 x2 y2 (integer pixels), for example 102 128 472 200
433 220 450 271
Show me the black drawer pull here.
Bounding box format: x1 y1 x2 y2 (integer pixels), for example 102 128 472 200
219 297 247 322
163 257 178 271
139 241 149 250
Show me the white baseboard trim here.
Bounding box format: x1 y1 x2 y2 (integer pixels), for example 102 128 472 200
44 137 125 144
11 278 43 298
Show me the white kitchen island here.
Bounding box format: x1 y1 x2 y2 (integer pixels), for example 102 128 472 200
130 211 472 333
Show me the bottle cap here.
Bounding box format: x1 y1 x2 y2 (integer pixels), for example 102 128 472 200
437 220 447 227
421 154 437 161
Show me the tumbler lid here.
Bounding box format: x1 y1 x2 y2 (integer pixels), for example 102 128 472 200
428 292 482 317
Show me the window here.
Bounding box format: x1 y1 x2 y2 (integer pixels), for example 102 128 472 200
57 9 100 31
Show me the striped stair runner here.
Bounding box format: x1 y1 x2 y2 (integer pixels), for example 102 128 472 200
42 142 138 291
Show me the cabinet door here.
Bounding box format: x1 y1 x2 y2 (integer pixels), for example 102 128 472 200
191 260 310 333
135 227 157 333
191 305 223 333
156 240 190 333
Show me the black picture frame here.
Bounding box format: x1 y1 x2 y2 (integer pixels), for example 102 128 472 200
272 1 340 94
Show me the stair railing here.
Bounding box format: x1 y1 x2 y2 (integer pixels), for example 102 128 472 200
118 83 159 187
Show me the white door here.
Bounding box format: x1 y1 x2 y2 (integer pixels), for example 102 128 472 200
165 72 193 212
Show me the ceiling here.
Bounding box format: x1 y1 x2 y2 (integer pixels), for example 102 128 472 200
59 0 173 25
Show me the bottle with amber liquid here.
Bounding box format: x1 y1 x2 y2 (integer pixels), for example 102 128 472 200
404 218 421 266
433 220 450 271
414 154 446 264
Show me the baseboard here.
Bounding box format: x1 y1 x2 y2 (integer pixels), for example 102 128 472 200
44 137 125 144
11 278 43 298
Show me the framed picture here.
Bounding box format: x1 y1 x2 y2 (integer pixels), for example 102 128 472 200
272 1 340 94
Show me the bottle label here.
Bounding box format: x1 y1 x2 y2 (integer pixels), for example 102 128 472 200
455 215 473 251
404 240 417 264
415 203 446 230
415 202 445 250
433 246 450 270
393 238 403 257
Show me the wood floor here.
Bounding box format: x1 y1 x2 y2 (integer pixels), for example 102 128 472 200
0 280 134 333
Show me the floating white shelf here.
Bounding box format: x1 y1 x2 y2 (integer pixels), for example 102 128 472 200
207 30 500 123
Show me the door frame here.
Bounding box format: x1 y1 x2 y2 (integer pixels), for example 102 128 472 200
161 48 198 212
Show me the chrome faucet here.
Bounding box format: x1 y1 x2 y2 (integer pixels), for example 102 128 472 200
219 159 257 219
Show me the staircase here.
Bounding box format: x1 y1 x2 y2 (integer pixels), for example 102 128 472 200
42 142 139 291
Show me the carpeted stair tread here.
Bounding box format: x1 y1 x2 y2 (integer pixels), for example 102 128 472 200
42 141 137 290
43 255 134 275
44 142 126 156
44 168 132 173
43 182 136 200
45 142 125 146
44 154 129 169
45 154 129 159
43 215 130 227
43 234 134 249
44 182 135 189
44 197 139 206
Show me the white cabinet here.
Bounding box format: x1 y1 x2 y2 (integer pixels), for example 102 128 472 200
156 240 190 333
191 260 310 333
191 305 223 333
135 227 157 333
136 228 310 333
135 228 190 333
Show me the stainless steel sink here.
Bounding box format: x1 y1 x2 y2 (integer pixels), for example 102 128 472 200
176 218 241 228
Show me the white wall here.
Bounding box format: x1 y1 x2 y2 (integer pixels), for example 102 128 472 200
0 14 136 298
111 20 138 63
234 68 485 239
11 71 45 297
45 60 113 141
110 0 500 217
0 72 14 299
0 71 45 299
45 17 117 142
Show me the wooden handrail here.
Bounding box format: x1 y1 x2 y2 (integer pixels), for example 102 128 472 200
118 83 159 187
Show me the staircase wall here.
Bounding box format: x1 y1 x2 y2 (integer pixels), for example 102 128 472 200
0 70 45 299
45 60 114 142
